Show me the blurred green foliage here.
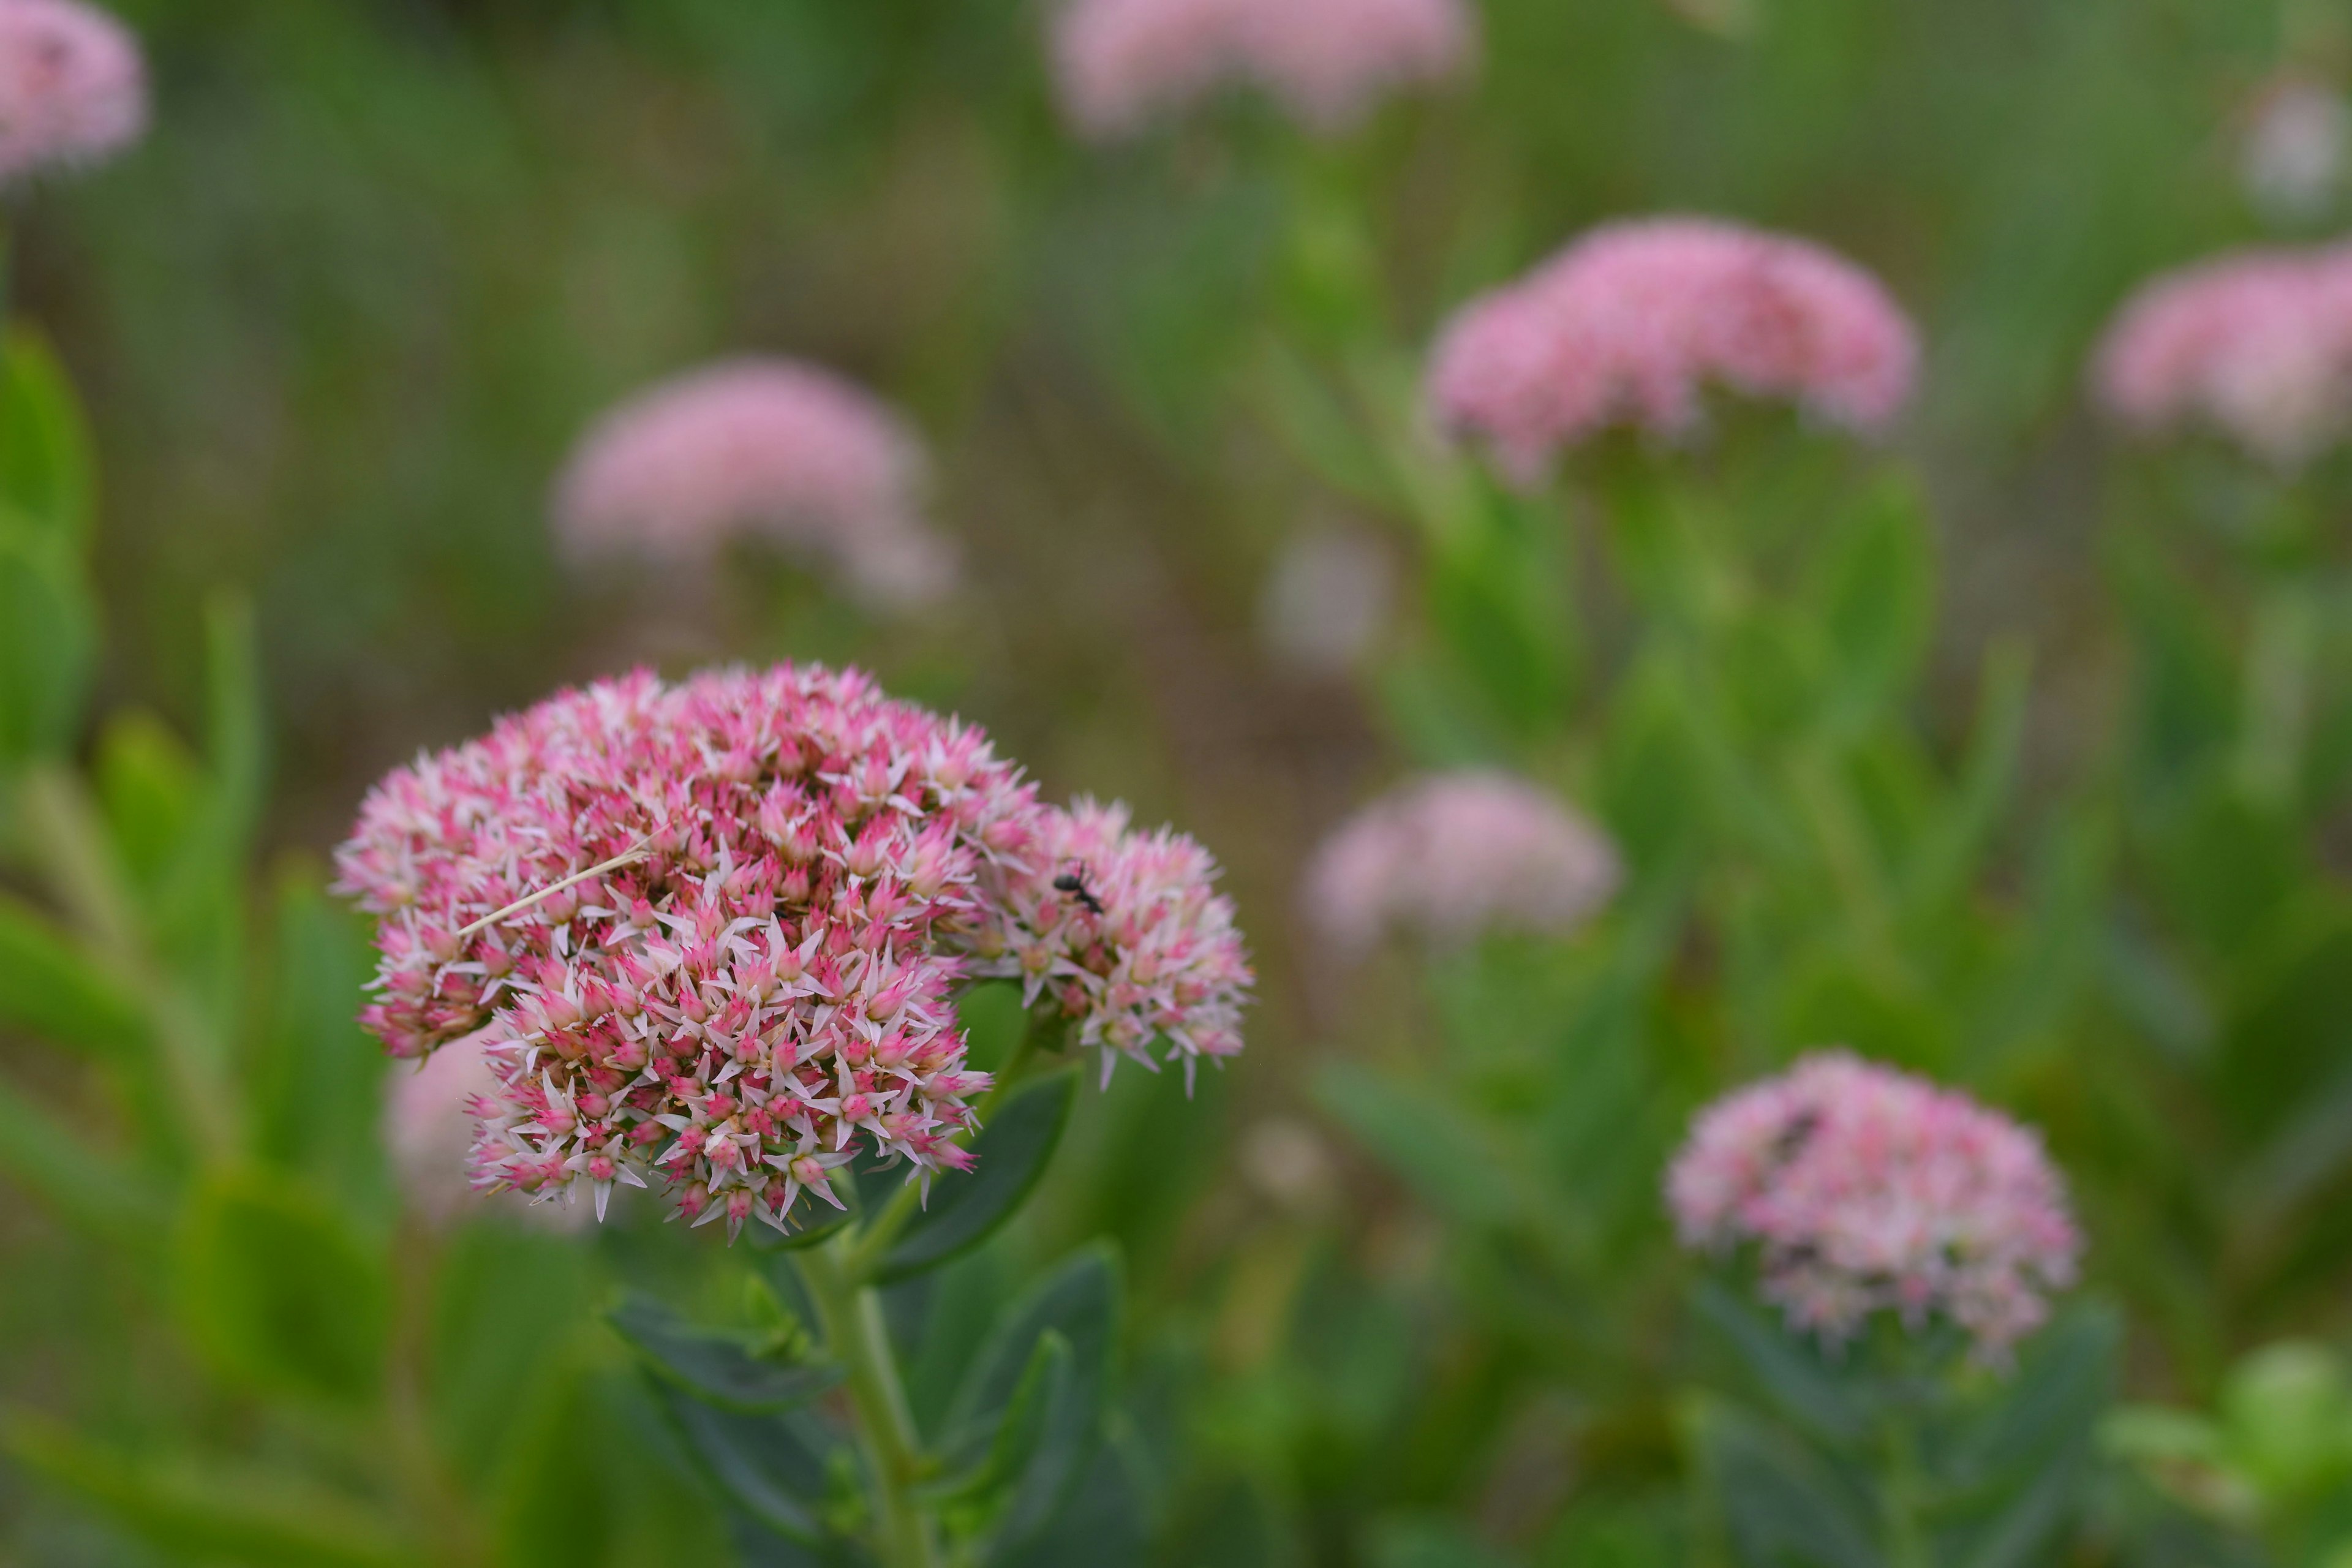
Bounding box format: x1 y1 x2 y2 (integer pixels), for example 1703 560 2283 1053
8 0 2352 1562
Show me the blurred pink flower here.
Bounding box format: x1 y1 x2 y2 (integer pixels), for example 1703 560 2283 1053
2095 243 2352 467
0 0 144 184
1428 217 1918 481
1302 771 1621 957
552 358 956 609
382 1031 582 1231
1052 0 1476 140
1667 1051 2081 1362
337 664 1251 1238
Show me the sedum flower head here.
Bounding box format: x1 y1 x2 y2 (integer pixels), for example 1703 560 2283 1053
337 665 1250 1236
0 0 144 185
552 358 955 608
2094 243 2352 467
1667 1051 2081 1363
1427 216 1918 482
1302 771 1621 957
1052 0 1475 141
976 798 1251 1088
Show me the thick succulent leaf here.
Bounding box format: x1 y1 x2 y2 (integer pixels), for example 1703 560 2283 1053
925 1329 1069 1508
650 1381 839 1547
943 1245 1118 1469
0 529 96 767
0 328 94 549
2 1410 415 1568
1693 1281 1867 1447
609 1293 843 1413
873 1067 1077 1284
0 891 148 1060
1692 1397 1879 1568
174 1165 389 1408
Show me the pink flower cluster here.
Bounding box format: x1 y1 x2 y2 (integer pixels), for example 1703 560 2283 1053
1428 217 1918 481
1667 1052 2081 1362
1052 0 1475 140
0 0 144 185
382 1032 581 1232
336 665 1250 1238
1302 771 1621 957
552 358 954 609
2094 243 2352 467
974 799 1251 1088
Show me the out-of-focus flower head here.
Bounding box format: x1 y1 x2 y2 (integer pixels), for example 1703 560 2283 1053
382 1031 583 1232
1667 1050 2081 1363
2241 75 2351 225
1052 0 1476 141
1259 526 1393 677
0 0 144 185
974 798 1252 1089
1302 771 1621 957
2095 243 2352 467
336 665 1042 1240
1427 216 1918 483
552 358 956 609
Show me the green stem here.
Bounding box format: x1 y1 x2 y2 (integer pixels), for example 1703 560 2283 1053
1877 1411 1932 1568
796 1237 940 1568
18 766 240 1163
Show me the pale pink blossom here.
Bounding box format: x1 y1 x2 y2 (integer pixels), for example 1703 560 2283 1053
975 799 1252 1088
2240 76 2350 224
0 0 143 184
552 359 955 608
1667 1051 2081 1362
1053 0 1476 140
337 665 1250 1238
2095 243 2352 466
381 1032 583 1231
1302 771 1621 957
1428 217 1918 481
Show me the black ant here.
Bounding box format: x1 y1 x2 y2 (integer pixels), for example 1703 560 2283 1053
1053 863 1106 917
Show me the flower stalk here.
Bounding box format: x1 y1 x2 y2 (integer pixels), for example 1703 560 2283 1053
796 1236 941 1568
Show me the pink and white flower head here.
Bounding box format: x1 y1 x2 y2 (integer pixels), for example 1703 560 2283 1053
552 358 956 609
1667 1051 2081 1363
381 1032 583 1232
336 664 1251 1239
975 798 1252 1089
2094 243 2352 467
1427 217 1918 483
1302 771 1621 957
0 0 145 185
1052 0 1476 141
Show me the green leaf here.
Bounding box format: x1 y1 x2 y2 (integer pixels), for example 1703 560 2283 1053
0 1068 164 1245
2 1410 414 1568
493 1357 618 1568
0 891 148 1059
944 1245 1119 1474
427 1226 597 1483
175 1165 390 1407
1692 1281 1866 1447
1937 1306 2119 1568
609 1294 843 1414
1812 475 1934 733
0 529 96 767
1315 1061 1521 1228
0 328 94 549
249 870 388 1216
650 1381 839 1546
986 1423 1151 1568
92 710 204 891
928 1330 1069 1508
873 1068 1077 1285
1691 1397 1879 1568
